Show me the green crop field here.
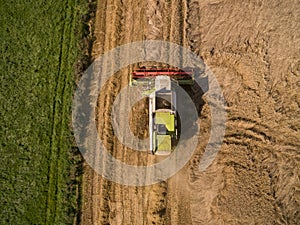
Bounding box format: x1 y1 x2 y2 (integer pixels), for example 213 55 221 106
0 0 92 224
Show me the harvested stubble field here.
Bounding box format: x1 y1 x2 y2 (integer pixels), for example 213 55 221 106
81 0 300 225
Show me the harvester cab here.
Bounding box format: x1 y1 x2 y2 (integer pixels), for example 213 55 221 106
130 67 194 155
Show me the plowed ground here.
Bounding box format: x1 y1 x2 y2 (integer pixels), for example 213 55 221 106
81 0 300 224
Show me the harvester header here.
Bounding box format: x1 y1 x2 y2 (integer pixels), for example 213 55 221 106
130 67 194 86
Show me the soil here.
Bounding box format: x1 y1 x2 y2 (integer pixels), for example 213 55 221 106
80 0 300 224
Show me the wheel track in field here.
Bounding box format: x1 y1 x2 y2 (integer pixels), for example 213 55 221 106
105 0 149 223
215 113 300 224
82 0 124 223
185 0 201 55
93 0 126 223
45 0 77 224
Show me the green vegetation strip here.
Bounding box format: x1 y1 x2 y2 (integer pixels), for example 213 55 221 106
0 0 90 224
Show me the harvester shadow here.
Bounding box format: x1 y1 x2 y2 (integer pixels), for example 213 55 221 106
175 70 208 141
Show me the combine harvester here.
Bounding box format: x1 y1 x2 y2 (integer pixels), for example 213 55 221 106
130 67 194 155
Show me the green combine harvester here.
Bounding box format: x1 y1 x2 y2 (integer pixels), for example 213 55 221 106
130 67 194 155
